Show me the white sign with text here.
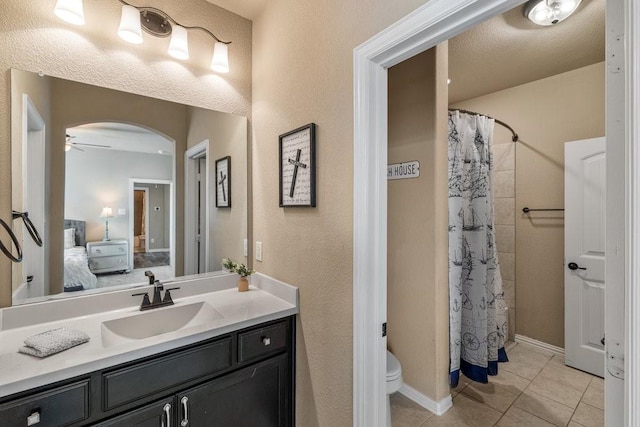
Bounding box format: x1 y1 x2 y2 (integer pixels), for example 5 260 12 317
387 161 420 180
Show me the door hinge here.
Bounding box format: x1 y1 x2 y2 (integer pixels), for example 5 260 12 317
606 338 624 380
382 322 387 337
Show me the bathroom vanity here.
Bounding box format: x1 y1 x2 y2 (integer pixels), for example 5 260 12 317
0 273 298 427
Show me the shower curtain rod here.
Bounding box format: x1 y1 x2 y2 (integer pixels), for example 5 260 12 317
448 108 520 142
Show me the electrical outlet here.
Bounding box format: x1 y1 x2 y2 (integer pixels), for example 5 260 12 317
256 241 263 262
151 238 155 244
243 239 248 257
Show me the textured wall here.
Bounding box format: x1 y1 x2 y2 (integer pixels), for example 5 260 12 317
0 0 252 307
387 46 450 401
252 0 431 424
451 62 605 348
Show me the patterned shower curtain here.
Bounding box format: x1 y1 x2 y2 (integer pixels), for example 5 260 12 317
448 111 508 387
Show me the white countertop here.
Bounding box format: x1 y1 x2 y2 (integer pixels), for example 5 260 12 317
0 273 298 398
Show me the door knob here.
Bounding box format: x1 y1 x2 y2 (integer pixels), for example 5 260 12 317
568 262 586 271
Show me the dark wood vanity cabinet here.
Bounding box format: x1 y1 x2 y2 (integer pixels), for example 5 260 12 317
0 316 295 427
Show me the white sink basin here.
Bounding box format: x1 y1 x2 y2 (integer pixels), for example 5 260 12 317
101 301 223 347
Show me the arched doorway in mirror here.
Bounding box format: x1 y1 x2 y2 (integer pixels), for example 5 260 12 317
64 122 175 290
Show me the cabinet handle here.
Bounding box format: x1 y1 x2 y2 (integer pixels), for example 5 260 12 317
163 403 171 427
262 336 271 346
181 396 189 426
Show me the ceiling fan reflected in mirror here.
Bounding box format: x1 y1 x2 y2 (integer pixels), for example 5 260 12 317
65 134 112 152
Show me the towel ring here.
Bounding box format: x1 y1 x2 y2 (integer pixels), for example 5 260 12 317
0 218 23 263
12 210 43 247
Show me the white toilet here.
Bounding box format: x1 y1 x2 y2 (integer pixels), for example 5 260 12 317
386 350 403 427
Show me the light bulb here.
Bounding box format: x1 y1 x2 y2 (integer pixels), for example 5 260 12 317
168 25 189 60
54 0 85 26
211 42 229 74
118 5 143 44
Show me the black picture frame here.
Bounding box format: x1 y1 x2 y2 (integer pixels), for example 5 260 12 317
215 156 231 208
279 123 316 207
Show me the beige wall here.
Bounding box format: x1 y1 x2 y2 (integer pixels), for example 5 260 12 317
0 0 252 306
452 62 605 348
252 0 432 424
387 46 450 401
186 107 248 269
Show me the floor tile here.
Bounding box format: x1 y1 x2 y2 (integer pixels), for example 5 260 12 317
538 363 592 392
421 394 502 427
461 381 519 413
527 375 584 408
496 406 555 426
390 393 434 427
513 390 574 427
501 357 545 381
511 342 554 360
451 374 472 397
580 383 604 410
490 369 531 394
504 341 518 352
589 376 604 391
571 402 604 427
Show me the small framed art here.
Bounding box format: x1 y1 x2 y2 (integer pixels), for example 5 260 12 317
215 156 231 208
279 123 316 207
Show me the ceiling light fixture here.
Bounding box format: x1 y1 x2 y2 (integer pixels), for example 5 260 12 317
54 0 231 73
524 0 582 26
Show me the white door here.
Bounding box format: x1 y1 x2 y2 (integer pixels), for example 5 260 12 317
564 137 606 377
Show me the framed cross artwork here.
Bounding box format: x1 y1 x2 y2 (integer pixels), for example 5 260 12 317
279 123 316 207
215 156 231 208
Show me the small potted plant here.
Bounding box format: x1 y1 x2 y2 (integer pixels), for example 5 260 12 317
222 258 254 292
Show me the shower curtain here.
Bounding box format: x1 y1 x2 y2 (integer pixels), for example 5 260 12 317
448 111 508 387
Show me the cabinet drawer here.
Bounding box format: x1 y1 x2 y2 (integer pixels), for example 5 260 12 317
238 320 288 363
103 337 232 411
89 244 127 257
0 380 89 427
89 256 128 271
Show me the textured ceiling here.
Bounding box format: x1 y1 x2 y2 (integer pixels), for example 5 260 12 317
448 0 605 104
204 0 268 20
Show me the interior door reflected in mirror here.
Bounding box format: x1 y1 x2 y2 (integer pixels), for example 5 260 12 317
10 69 248 306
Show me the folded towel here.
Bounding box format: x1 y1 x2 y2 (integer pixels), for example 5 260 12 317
19 326 90 358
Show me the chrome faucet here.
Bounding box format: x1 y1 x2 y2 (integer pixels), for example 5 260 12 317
132 271 180 311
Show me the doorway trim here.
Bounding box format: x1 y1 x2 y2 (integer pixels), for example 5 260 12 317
352 0 629 425
128 178 174 271
133 187 150 253
184 140 210 275
15 95 47 302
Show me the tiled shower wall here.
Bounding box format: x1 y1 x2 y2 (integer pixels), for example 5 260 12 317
492 140 516 341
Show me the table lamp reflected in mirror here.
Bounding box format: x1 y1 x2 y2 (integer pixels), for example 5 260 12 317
100 206 114 241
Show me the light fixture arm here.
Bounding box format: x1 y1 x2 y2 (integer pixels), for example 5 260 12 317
117 0 231 44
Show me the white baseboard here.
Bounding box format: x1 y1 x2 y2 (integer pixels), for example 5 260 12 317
399 383 453 416
515 334 565 356
148 248 170 253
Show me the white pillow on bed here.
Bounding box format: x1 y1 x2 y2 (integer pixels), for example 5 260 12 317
64 228 76 249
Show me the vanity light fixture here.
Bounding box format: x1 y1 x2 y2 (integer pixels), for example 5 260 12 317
54 0 85 26
54 0 231 73
524 0 582 26
115 0 230 72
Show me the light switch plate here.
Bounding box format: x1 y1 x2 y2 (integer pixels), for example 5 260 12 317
243 239 248 257
256 241 263 262
118 208 126 215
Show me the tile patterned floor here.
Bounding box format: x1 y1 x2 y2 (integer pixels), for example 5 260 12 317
391 341 604 427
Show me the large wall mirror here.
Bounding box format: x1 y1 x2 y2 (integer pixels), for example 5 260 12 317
10 69 248 305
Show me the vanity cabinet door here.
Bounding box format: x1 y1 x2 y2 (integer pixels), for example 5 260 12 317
94 398 174 427
177 354 290 427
